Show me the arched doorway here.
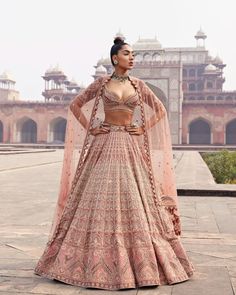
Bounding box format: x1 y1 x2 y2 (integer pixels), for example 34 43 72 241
226 119 236 144
49 117 67 143
189 119 211 144
15 117 37 143
0 121 3 142
21 119 37 143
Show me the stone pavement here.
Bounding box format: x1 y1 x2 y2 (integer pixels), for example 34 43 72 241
0 150 236 294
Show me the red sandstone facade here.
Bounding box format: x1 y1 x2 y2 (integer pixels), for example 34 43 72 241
0 101 68 143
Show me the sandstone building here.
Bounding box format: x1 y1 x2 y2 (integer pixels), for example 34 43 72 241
0 30 235 145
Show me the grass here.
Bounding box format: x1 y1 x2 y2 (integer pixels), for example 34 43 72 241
201 149 236 184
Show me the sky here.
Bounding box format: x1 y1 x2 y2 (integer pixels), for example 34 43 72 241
0 0 236 100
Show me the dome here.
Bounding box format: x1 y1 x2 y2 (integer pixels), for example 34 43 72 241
114 30 125 41
97 57 111 66
205 64 217 72
206 54 214 63
213 55 223 64
69 78 78 86
132 37 162 51
195 28 207 39
45 64 65 75
45 65 53 73
0 71 15 82
95 65 107 74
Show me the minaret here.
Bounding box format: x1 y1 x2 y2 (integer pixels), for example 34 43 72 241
194 28 207 47
42 65 83 102
114 29 125 41
0 71 20 101
42 65 69 102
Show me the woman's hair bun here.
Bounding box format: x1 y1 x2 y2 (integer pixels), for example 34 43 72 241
114 36 125 45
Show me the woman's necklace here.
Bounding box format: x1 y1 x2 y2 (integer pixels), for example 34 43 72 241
111 72 130 83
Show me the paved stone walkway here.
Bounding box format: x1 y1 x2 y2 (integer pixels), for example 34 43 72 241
0 150 235 294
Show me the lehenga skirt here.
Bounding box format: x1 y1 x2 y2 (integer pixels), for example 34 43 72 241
34 124 194 290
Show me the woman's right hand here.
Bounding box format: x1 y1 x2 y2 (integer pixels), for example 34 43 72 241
89 126 110 136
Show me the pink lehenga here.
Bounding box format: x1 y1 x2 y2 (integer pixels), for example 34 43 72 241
34 75 195 290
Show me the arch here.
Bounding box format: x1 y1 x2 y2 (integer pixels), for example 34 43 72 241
47 96 57 102
64 96 71 101
226 119 236 144
207 82 213 89
216 96 223 100
197 82 204 91
189 69 195 77
189 118 211 144
189 83 196 91
48 117 67 143
198 96 204 100
134 54 143 62
207 96 214 100
0 120 3 142
53 95 60 101
16 117 37 143
197 68 203 76
143 53 152 62
152 53 161 61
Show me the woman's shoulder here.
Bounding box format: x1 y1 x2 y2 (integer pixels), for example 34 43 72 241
129 75 145 86
93 75 110 85
129 76 148 92
86 75 108 89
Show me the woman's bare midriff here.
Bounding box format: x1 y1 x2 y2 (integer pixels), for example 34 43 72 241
104 111 133 126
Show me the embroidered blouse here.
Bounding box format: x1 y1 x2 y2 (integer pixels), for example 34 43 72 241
102 86 139 114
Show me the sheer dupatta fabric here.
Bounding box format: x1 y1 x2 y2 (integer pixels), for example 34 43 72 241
137 79 181 236
48 75 181 242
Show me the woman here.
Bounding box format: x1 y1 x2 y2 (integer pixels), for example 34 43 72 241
34 36 195 290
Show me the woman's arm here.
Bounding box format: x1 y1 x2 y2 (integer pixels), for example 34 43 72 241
69 77 103 129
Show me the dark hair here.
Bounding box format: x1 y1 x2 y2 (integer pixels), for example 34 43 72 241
110 36 129 66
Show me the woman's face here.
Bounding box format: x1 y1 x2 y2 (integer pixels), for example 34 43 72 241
113 44 135 70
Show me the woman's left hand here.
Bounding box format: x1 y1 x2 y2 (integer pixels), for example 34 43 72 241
125 125 144 135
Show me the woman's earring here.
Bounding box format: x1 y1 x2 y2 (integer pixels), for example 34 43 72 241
114 60 118 65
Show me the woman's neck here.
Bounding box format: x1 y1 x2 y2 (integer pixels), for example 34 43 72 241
111 71 130 83
113 68 129 77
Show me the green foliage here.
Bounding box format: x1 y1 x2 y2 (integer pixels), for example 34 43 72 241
201 149 236 184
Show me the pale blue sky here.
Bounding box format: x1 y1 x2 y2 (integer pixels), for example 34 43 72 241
1 0 235 100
